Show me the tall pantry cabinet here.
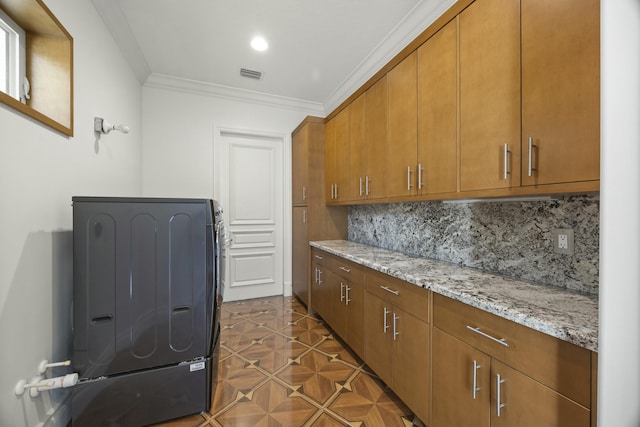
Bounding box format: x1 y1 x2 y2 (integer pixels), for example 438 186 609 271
292 117 347 306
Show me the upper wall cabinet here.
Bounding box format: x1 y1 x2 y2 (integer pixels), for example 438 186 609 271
387 51 418 198
325 108 350 203
417 18 458 196
364 75 389 200
521 0 600 186
322 0 600 205
0 0 73 136
459 0 521 192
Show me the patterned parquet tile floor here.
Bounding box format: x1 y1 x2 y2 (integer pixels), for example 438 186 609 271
153 295 425 427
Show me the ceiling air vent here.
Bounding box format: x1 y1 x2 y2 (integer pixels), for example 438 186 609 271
240 68 263 80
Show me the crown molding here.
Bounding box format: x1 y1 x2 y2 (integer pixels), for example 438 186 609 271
144 74 326 116
91 0 151 83
322 0 457 114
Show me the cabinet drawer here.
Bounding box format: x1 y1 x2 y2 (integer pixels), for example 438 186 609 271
366 269 429 322
331 257 366 284
311 248 330 266
433 293 591 408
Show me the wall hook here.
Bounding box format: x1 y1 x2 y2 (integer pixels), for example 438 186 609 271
94 117 130 135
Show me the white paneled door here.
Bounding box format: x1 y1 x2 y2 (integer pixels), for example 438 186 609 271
217 130 284 301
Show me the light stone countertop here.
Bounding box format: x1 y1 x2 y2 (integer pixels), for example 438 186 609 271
310 240 598 352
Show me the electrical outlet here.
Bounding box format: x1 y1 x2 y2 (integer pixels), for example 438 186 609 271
553 228 574 255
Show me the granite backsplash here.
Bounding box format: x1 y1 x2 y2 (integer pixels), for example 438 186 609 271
348 195 599 294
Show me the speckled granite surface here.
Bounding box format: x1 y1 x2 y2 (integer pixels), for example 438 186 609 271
348 195 599 294
310 240 598 352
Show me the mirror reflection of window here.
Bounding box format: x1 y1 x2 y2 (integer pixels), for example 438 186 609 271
0 8 26 102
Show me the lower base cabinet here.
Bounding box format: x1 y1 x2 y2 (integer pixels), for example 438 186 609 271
364 270 431 424
432 294 593 427
309 249 596 427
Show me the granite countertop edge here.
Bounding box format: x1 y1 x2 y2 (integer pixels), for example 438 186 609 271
310 240 598 353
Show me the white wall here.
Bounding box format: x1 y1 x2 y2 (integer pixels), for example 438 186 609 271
599 0 640 425
0 0 142 425
141 86 309 198
141 85 311 297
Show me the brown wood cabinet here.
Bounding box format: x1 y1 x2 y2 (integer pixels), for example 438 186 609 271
459 0 521 192
292 207 309 303
364 76 389 200
417 18 458 196
322 0 599 204
325 109 350 203
349 93 368 201
365 269 431 424
291 118 347 306
387 51 418 198
310 249 366 359
432 293 592 427
310 249 331 319
521 0 600 187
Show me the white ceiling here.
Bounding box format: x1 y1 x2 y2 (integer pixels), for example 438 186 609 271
92 0 454 115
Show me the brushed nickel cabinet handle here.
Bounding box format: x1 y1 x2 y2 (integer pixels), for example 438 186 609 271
393 313 399 341
380 285 399 296
383 307 390 333
466 325 509 347
528 137 537 177
503 143 510 180
496 373 506 416
472 360 481 399
338 266 351 273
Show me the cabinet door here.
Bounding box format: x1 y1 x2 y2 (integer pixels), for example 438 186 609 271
432 328 491 427
325 118 337 203
345 279 365 359
491 360 590 427
417 18 458 195
292 126 309 205
333 108 351 201
326 109 350 203
349 93 367 201
521 0 599 186
292 207 309 304
364 291 393 385
387 52 418 198
311 263 330 320
365 76 389 199
459 0 521 192
327 271 348 340
393 309 430 424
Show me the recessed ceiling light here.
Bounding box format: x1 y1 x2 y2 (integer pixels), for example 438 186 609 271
251 36 268 52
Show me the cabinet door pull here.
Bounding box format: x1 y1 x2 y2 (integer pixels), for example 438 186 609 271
318 270 323 285
466 326 509 347
338 266 351 273
472 360 481 399
314 255 323 260
365 176 370 196
334 184 339 199
527 137 537 177
418 163 424 190
503 143 510 180
340 282 345 302
345 285 351 305
359 177 363 197
380 285 399 296
302 186 307 201
314 268 319 284
496 373 506 416
303 209 307 224
383 307 390 333
393 313 400 341
407 166 413 191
